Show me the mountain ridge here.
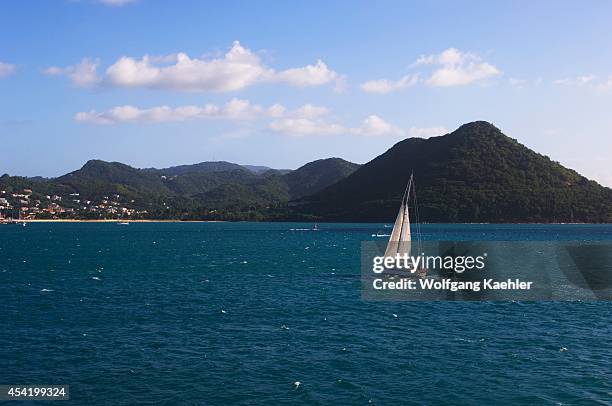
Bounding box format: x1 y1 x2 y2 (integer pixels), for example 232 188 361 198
300 121 612 222
1 121 610 222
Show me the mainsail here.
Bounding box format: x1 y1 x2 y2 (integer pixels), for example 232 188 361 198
384 174 413 258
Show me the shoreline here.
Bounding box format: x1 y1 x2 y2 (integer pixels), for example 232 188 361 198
13 219 226 223
2 219 610 225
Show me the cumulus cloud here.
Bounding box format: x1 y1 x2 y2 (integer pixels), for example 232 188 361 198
74 99 329 125
360 48 500 93
269 118 346 136
0 62 16 78
269 113 447 138
407 126 449 138
45 58 101 87
350 115 404 136
274 60 338 86
416 48 501 87
360 74 419 94
53 41 341 92
104 43 268 92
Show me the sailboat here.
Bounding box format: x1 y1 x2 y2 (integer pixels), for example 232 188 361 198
383 173 426 277
384 175 413 259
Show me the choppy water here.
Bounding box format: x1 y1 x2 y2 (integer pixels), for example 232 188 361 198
1 223 611 405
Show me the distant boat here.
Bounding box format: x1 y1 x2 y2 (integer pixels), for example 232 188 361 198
117 221 130 225
289 224 319 231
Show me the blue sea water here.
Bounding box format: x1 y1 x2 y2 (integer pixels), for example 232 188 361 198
0 223 610 405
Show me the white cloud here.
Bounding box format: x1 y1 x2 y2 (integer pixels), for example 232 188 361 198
274 59 338 86
360 74 419 94
105 42 268 92
350 115 404 136
269 118 346 136
97 0 138 6
417 48 501 87
290 104 329 119
0 61 16 78
407 126 449 138
269 115 402 137
53 41 341 92
554 75 595 86
266 104 286 118
74 100 329 125
269 113 446 139
45 58 101 87
266 103 329 119
75 98 264 124
360 48 499 93
269 115 403 138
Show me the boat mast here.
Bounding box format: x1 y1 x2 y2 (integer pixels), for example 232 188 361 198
397 173 413 245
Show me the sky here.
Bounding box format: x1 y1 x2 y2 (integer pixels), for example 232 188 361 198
1 1 611 187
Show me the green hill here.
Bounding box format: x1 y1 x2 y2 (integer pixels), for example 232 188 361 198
1 122 610 222
0 157 359 220
299 121 612 223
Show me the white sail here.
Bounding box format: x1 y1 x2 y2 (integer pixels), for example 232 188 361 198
384 178 412 258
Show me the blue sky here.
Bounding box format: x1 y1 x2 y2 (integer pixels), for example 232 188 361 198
1 1 611 186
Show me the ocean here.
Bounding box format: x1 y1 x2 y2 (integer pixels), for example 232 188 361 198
1 223 610 405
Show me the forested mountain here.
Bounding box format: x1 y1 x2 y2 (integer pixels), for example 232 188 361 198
299 121 612 223
0 158 359 220
1 121 610 222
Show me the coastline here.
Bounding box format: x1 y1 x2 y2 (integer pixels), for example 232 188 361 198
16 219 226 223
5 219 609 224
